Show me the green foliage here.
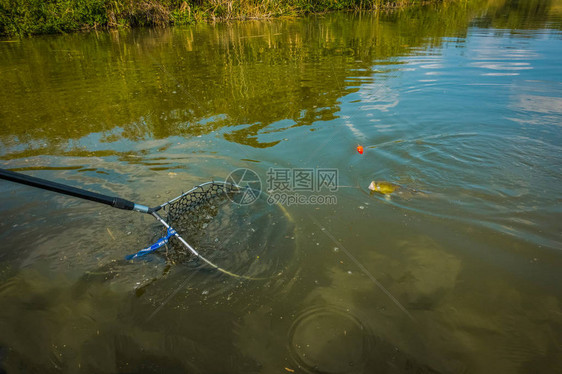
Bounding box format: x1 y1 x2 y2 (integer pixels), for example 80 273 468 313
0 0 436 36
0 0 108 36
7 0 557 38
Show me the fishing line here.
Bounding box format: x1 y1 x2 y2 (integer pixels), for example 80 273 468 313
308 213 415 321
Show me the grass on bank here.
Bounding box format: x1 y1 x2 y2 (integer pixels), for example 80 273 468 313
0 0 429 36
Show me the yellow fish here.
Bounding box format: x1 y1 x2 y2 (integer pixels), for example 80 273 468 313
368 180 400 195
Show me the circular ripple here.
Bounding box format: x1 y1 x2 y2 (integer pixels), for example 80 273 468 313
288 306 372 374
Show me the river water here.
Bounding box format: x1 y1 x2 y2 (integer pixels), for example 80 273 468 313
1 0 561 373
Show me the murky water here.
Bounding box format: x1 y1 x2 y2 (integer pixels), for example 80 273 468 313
1 0 562 372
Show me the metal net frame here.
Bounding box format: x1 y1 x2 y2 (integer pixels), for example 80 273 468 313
152 181 241 262
129 180 288 279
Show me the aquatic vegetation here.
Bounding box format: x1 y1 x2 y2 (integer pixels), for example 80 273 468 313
0 0 448 36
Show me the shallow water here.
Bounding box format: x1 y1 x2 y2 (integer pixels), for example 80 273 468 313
1 0 562 373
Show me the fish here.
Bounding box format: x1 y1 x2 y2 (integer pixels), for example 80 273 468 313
368 180 400 195
368 180 428 199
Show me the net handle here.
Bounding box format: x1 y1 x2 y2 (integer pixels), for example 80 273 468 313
0 168 150 213
1 169 261 279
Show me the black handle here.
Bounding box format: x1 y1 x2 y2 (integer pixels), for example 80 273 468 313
0 168 136 211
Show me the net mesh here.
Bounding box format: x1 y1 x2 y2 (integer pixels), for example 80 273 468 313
161 182 240 264
157 182 297 278
164 182 238 224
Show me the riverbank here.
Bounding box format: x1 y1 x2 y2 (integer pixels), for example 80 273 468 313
0 0 438 36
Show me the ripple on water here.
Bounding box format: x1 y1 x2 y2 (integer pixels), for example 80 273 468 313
288 306 373 374
354 128 562 249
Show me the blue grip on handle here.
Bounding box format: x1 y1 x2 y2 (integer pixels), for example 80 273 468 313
125 228 177 260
